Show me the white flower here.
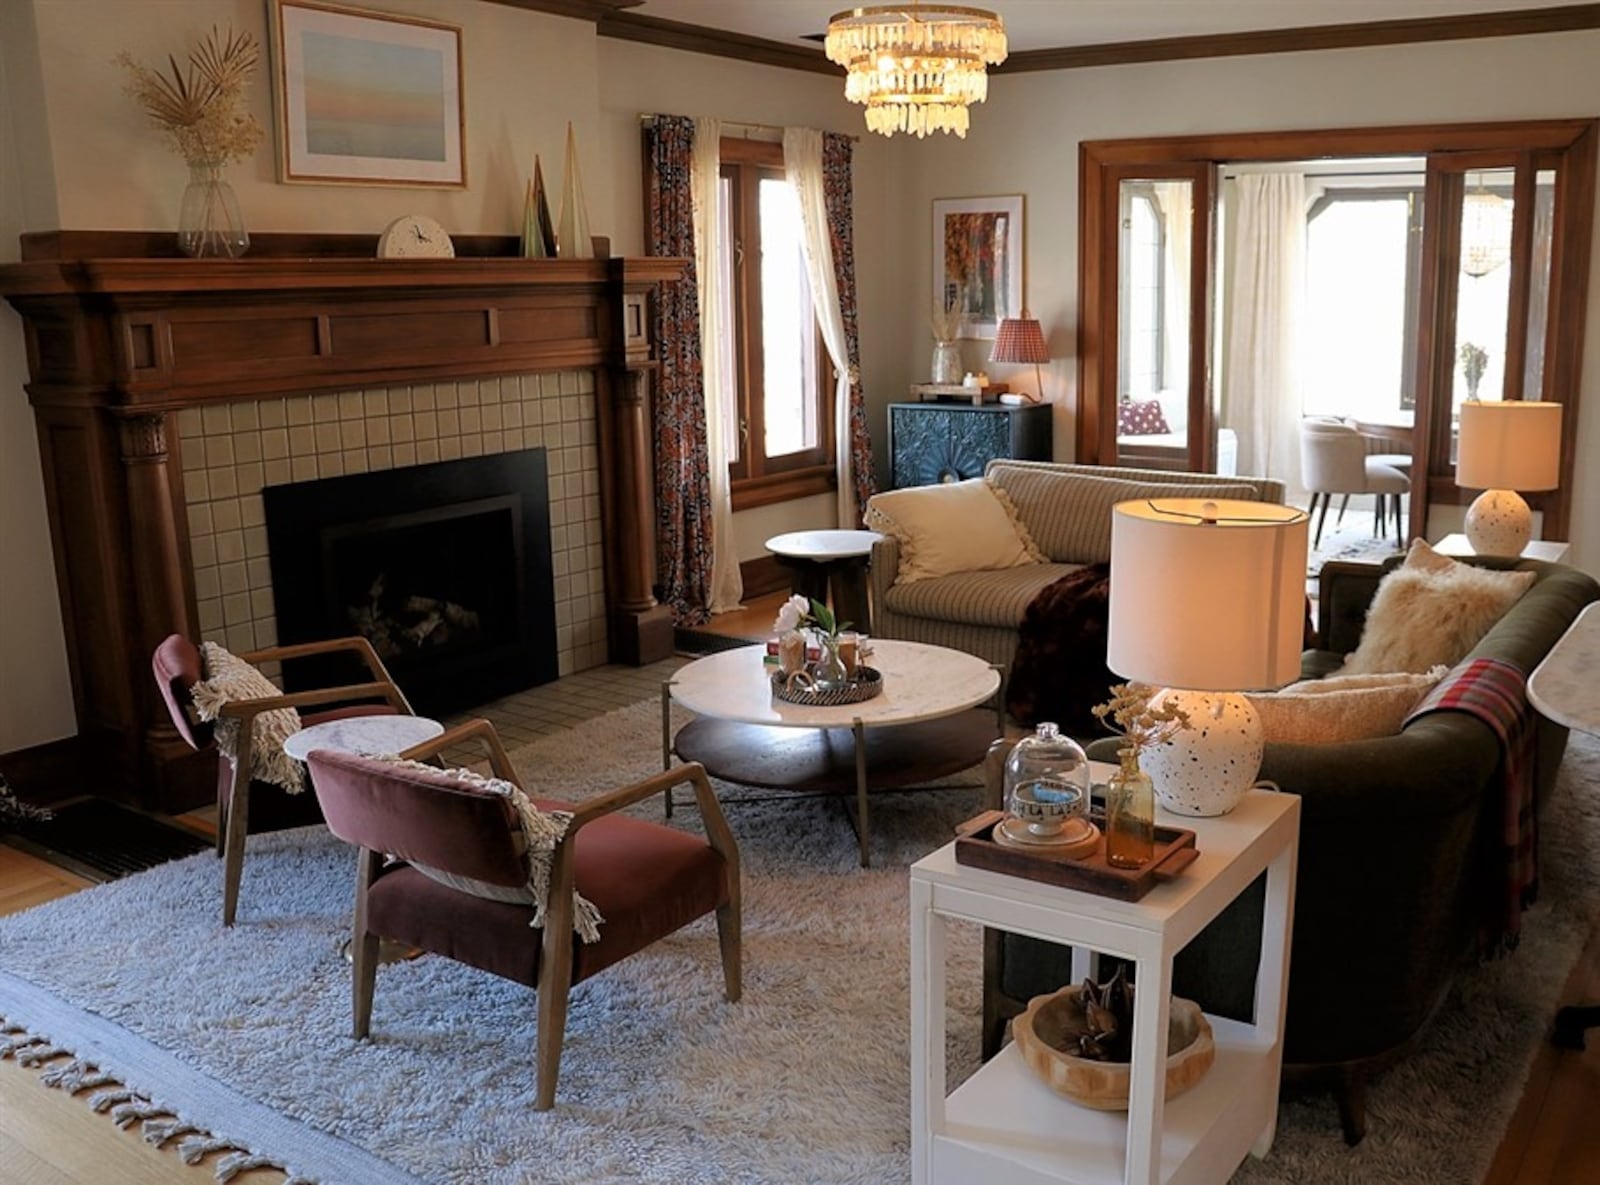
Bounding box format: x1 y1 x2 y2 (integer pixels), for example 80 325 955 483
773 593 810 634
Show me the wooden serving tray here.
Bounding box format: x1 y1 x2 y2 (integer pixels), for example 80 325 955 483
954 809 1199 902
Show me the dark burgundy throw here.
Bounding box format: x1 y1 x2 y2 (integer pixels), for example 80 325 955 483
1006 564 1115 740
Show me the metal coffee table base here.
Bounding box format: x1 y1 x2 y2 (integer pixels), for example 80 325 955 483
671 711 999 867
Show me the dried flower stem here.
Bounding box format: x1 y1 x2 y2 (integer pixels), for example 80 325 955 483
116 26 263 166
1091 682 1191 755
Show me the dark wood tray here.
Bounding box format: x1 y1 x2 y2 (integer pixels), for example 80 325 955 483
954 810 1199 902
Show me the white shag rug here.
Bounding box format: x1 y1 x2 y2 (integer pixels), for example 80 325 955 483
0 700 1597 1185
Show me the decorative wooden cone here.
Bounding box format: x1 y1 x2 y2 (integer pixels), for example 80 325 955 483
555 122 593 260
522 155 556 258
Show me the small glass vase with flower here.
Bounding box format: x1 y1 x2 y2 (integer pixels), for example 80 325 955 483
771 593 871 697
1091 683 1191 869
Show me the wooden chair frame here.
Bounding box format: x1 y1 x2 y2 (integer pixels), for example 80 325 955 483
215 635 412 926
346 719 741 1110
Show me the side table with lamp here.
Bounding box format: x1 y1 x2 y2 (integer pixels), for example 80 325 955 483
1455 399 1563 558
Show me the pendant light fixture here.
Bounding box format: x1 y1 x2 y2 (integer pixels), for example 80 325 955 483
825 4 1008 139
1461 171 1513 278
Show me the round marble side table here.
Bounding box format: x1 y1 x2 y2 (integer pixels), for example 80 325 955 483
765 528 885 633
282 714 445 762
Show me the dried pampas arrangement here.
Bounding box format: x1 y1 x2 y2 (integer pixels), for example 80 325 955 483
115 26 264 166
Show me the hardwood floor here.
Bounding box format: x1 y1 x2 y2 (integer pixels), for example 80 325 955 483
2 628 1597 1183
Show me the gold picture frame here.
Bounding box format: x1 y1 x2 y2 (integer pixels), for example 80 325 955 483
269 0 466 187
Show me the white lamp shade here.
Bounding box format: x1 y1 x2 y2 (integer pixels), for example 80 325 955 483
1456 400 1562 492
1107 499 1309 692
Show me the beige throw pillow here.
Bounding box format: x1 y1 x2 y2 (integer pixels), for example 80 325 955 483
864 478 1044 585
190 642 305 794
1247 667 1447 745
385 759 603 943
1335 562 1536 675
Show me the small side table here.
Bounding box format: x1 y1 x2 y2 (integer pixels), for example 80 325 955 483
766 529 884 633
1432 532 1570 563
910 787 1300 1185
283 714 445 763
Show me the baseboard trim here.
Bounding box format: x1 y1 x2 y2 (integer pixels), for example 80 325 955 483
0 735 85 805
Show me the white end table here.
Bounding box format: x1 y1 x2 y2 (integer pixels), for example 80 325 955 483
766 529 884 633
282 714 444 763
1432 532 1570 563
911 786 1300 1185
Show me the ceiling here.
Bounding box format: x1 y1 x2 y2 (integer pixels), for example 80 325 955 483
631 1 1597 53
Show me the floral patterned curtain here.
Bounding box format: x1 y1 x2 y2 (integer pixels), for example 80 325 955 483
823 132 877 521
644 114 713 625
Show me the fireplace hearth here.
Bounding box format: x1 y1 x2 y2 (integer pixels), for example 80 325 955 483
264 450 557 715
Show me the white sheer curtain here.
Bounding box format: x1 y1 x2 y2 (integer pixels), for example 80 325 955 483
1152 181 1192 432
1225 172 1306 488
690 117 743 613
783 126 856 527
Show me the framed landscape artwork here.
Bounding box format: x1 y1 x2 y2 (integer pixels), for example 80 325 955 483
271 0 466 187
933 195 1024 339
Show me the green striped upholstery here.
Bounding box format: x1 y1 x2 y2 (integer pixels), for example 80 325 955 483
883 562 1076 629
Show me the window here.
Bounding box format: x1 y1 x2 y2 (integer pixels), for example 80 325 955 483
1119 187 1165 399
718 139 834 509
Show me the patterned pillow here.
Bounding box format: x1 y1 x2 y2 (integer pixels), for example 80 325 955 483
1117 399 1172 437
384 758 603 943
190 642 305 793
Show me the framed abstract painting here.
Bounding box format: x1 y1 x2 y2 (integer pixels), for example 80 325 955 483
933 194 1024 339
270 0 465 187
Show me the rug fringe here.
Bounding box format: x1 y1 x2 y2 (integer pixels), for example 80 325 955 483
0 1014 314 1184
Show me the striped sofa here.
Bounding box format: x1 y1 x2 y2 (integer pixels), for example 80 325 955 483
866 460 1286 668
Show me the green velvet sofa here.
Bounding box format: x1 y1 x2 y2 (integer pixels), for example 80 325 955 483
989 552 1599 1144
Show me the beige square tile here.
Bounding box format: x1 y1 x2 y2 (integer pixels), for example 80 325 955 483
261 428 290 460
230 403 259 431
437 383 459 409
287 424 315 455
286 396 314 426
342 448 369 473
413 385 436 411
552 550 570 577
204 436 234 468
253 619 278 649
187 503 214 537
184 471 210 501
547 449 565 476
224 624 256 654
246 557 271 588
244 525 269 558
258 400 286 429
339 391 365 420
370 445 392 470
312 394 340 423
233 431 261 463
178 407 205 437
579 419 596 444
480 404 503 432
562 421 582 448
390 388 414 414
461 435 484 457
223 592 253 626
459 383 481 407
438 409 461 437
367 417 391 445
238 463 266 497
563 474 583 500
314 422 342 453
417 440 440 464
190 535 218 569
340 419 367 449
542 398 562 425
557 652 576 678
541 373 563 400
219 561 249 596
292 455 319 482
197 596 224 634
460 406 481 434
582 471 599 496
503 403 523 429
319 453 345 477
250 588 275 618
551 525 570 552
523 426 543 448
201 404 232 435
483 431 505 454
393 442 417 467
193 567 221 601
439 437 463 461
390 414 414 443
415 411 438 439
264 458 292 487
216 530 247 563
180 436 207 472
364 390 389 417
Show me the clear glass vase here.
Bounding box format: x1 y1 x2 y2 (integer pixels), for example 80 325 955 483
1105 748 1155 869
178 161 249 259
931 340 962 384
811 636 850 692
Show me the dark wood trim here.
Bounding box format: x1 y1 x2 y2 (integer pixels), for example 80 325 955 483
482 0 642 21
0 735 85 806
1544 122 1596 541
19 229 611 263
739 553 790 601
597 11 835 74
1001 4 1600 73
730 467 836 513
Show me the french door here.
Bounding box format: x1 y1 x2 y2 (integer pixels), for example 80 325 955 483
1078 120 1595 539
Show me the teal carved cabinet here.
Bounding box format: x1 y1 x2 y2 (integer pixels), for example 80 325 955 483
889 402 1052 488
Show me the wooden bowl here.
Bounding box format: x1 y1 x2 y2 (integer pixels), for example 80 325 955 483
1012 986 1214 1110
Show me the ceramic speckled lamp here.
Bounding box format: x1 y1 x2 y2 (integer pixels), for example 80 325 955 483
1456 400 1562 557
1107 498 1308 816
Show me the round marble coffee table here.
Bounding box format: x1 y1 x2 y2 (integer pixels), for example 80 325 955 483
282 714 444 762
766 528 885 633
666 639 1001 866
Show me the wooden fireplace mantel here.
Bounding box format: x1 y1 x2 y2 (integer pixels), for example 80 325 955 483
1 233 687 808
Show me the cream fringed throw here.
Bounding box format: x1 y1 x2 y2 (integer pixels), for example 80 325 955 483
386 759 604 943
190 643 305 794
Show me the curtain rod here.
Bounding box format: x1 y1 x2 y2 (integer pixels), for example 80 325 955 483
638 112 859 142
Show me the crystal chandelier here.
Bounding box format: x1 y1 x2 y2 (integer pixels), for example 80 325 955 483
1461 175 1513 278
825 4 1008 139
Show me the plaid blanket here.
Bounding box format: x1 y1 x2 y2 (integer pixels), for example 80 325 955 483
1404 656 1536 955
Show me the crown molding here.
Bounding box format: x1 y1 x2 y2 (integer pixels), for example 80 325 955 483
490 2 1600 77
997 3 1600 72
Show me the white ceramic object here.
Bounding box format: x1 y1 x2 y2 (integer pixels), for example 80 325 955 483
1140 689 1262 816
1464 488 1533 557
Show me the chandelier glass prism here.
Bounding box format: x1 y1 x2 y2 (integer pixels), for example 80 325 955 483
825 4 1008 139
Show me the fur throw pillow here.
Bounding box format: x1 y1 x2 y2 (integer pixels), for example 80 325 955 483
385 759 603 943
1335 564 1536 676
1247 667 1448 745
191 642 305 793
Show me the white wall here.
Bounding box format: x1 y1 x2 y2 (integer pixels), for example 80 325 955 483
0 0 74 752
896 29 1600 571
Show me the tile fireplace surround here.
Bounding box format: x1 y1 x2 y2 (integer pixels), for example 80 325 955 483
0 234 686 809
178 372 607 677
